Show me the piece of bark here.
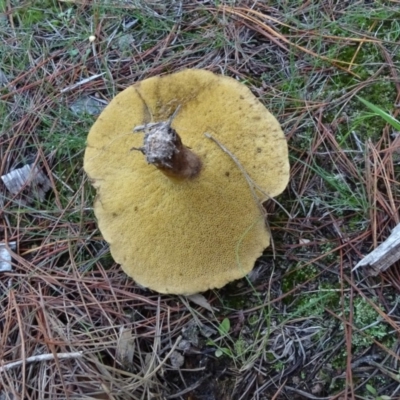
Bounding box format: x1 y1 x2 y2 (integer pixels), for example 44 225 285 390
1 164 51 203
354 223 400 275
0 242 16 272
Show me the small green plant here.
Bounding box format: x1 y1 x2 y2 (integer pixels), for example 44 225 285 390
365 383 392 400
207 318 233 358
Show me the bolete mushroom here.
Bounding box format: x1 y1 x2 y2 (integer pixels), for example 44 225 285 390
84 69 289 295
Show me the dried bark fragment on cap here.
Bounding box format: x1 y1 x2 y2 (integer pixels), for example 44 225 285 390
84 69 289 295
131 107 202 179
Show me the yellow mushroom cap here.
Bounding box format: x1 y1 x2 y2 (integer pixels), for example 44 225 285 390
84 69 289 295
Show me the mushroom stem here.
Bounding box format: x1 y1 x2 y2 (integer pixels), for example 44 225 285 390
133 119 202 179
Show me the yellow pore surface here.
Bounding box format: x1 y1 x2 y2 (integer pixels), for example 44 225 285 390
84 69 289 294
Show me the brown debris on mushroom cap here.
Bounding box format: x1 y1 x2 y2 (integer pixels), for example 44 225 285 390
132 110 202 179
84 69 289 295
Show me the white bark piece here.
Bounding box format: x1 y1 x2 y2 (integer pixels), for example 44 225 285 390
1 164 51 202
354 223 400 275
0 242 16 272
